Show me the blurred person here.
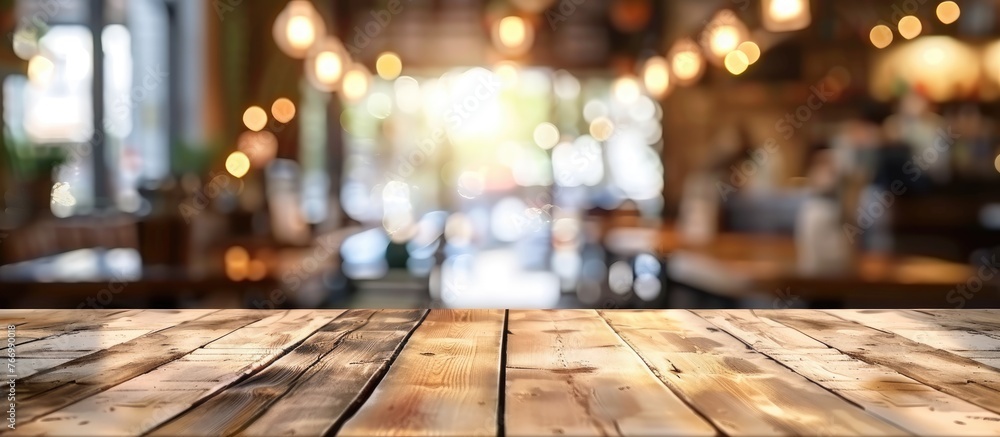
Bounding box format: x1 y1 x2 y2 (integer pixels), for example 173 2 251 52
796 144 852 275
884 92 949 184
678 122 781 243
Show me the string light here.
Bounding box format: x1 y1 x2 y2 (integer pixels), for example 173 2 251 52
762 0 811 32
870 25 893 49
936 1 960 25
376 52 403 81
898 16 922 40
305 37 349 92
272 1 326 59
641 56 671 99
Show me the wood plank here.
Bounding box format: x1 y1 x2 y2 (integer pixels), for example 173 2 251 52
235 309 428 437
699 310 1000 436
762 310 1000 415
12 310 212 349
12 310 265 425
150 309 426 437
504 310 716 437
338 310 505 437
601 310 905 436
10 310 341 436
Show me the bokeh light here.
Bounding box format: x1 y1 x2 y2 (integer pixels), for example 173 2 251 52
305 38 349 92
724 50 750 75
533 122 560 150
738 41 761 64
641 56 671 99
669 39 705 86
271 98 296 123
242 106 268 132
898 16 922 40
27 55 54 85
493 15 534 55
612 76 641 104
937 1 960 25
870 25 893 49
225 151 251 178
272 1 326 59
376 52 403 81
590 117 615 141
341 64 372 102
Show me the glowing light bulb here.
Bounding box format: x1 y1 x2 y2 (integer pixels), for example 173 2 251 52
769 0 804 22
641 56 671 99
499 16 527 48
709 25 741 57
316 52 344 84
493 16 534 55
286 15 316 50
273 1 326 59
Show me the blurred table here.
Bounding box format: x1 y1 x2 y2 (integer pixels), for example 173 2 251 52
0 245 337 309
6 309 1000 436
656 230 999 308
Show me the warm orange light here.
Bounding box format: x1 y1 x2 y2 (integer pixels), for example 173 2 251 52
243 106 267 132
937 1 960 25
708 25 741 57
870 25 894 49
612 76 641 104
641 56 671 99
762 0 811 32
376 52 403 80
724 50 750 75
272 1 326 59
341 65 372 102
305 38 350 92
286 16 316 51
898 16 922 40
669 39 705 86
738 41 761 64
493 16 534 55
271 98 296 123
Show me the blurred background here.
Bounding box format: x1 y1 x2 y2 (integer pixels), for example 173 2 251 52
1 0 1000 309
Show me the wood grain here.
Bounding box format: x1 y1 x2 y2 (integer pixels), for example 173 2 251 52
150 309 425 437
338 310 505 437
601 310 905 436
762 309 1000 415
11 310 264 425
9 310 341 436
504 310 716 437
3 309 1000 436
699 309 1000 436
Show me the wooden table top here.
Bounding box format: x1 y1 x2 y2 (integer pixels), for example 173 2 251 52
4 309 1000 436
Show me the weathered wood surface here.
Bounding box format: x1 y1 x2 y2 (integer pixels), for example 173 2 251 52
505 310 715 436
3 309 1000 436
